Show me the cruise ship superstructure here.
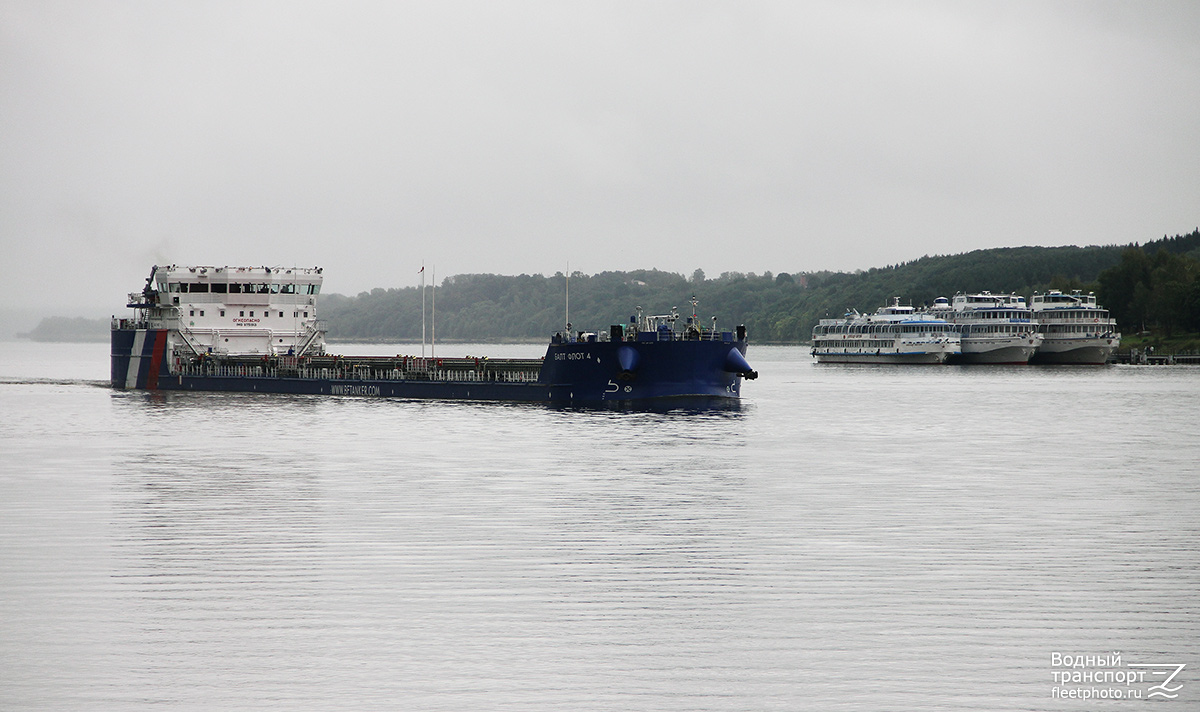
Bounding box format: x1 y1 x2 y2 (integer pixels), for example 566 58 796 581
1029 290 1120 364
811 298 961 364
929 292 1043 364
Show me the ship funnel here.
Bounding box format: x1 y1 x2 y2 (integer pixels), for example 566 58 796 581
724 348 758 379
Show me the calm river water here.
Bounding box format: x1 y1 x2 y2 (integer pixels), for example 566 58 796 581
1 341 1197 710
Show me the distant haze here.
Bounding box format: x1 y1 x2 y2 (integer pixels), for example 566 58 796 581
2 1 1198 318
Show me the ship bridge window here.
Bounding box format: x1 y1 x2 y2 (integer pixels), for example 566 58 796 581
256 284 270 294
188 283 208 293
270 284 281 294
211 283 227 293
280 284 295 294
168 283 182 293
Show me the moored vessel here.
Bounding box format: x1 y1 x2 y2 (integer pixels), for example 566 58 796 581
1029 290 1120 364
111 265 758 404
811 298 960 364
929 292 1043 364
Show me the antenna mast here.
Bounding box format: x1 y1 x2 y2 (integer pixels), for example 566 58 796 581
431 265 436 360
420 263 426 359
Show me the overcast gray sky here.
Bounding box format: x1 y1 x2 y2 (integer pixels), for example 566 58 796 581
2 0 1197 317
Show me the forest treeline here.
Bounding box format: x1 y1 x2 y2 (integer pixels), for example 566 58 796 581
1096 234 1200 336
321 230 1200 343
18 316 111 342
18 230 1199 343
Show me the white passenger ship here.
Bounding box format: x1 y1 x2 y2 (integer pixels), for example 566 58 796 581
929 292 1043 364
811 298 961 364
1029 290 1120 364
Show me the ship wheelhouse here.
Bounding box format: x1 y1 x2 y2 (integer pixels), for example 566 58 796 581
123 265 327 358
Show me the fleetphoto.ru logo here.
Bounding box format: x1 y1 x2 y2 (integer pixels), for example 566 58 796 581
1051 652 1186 700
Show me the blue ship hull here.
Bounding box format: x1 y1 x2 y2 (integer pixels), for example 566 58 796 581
112 328 754 404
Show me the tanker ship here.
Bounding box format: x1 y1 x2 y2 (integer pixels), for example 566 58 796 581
111 265 757 404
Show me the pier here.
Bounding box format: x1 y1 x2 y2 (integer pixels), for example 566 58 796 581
1110 349 1200 365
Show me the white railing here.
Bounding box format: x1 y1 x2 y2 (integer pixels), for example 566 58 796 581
176 362 541 383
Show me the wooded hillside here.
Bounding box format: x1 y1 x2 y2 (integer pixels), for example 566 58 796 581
322 230 1199 343
20 230 1198 344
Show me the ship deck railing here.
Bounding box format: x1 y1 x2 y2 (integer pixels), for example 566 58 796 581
113 318 150 330
631 329 734 342
172 356 546 384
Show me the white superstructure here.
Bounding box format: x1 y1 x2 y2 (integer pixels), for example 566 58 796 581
811 298 961 364
929 292 1043 364
117 265 326 357
1029 290 1120 364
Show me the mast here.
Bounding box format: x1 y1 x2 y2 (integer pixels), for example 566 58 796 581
420 263 426 359
431 264 436 360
